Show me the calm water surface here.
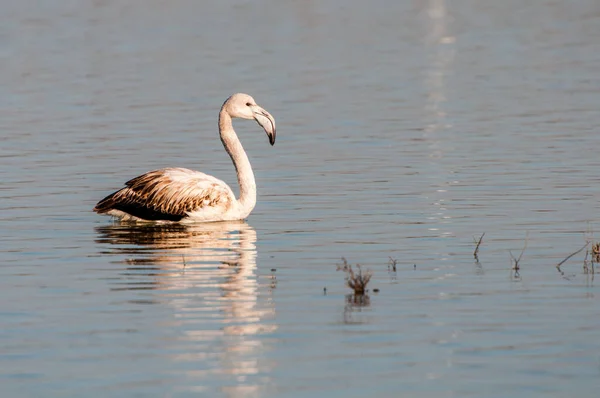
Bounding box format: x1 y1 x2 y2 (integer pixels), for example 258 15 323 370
2 0 600 397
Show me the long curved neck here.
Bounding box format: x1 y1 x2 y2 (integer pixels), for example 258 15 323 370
219 109 256 215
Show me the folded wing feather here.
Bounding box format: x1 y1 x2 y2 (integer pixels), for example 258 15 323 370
94 168 234 221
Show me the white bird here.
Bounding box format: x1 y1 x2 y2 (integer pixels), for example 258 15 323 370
94 93 276 223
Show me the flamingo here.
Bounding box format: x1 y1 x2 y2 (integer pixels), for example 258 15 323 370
94 93 276 223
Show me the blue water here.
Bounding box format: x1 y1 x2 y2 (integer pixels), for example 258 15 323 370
2 0 600 396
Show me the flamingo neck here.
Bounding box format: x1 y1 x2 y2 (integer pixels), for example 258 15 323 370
219 109 256 216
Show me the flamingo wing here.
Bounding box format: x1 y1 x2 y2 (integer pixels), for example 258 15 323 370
93 168 234 221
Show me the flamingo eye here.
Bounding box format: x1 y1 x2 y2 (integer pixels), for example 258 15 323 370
246 102 251 106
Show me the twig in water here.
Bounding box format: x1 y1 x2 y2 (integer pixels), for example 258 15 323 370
337 257 373 295
509 251 520 277
583 248 590 274
508 232 529 271
347 265 372 295
509 232 529 277
473 232 485 259
556 242 589 270
388 257 397 272
336 257 350 273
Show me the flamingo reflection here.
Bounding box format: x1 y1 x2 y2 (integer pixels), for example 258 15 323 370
95 221 276 396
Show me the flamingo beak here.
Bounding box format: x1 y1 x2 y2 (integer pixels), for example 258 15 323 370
252 106 276 146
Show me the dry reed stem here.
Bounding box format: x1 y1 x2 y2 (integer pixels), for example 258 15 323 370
473 232 485 259
510 232 529 272
388 257 397 272
556 242 589 269
337 257 373 295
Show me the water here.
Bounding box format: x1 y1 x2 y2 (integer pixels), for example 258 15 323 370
2 0 600 396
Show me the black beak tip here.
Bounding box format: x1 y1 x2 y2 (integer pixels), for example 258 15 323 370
269 132 276 146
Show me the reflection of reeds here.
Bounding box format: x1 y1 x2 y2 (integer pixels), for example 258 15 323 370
337 257 372 295
346 293 370 306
